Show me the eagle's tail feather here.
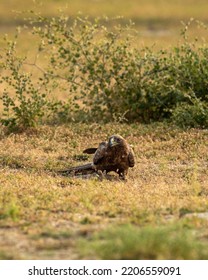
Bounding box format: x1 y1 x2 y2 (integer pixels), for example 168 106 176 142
83 148 97 154
58 162 95 176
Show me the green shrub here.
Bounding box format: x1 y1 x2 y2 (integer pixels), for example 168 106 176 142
171 99 208 128
0 15 208 129
30 16 208 123
0 40 50 132
31 15 141 121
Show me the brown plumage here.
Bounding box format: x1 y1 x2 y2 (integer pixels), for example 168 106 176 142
59 135 135 180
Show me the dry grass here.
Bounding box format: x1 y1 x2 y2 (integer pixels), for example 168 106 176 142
0 123 208 259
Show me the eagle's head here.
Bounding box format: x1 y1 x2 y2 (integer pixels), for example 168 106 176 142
108 135 125 147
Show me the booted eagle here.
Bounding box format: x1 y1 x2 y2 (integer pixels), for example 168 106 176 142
60 135 135 180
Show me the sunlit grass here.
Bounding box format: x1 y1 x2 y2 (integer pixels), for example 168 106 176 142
0 123 207 259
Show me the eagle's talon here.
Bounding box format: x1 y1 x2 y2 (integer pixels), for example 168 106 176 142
97 170 104 181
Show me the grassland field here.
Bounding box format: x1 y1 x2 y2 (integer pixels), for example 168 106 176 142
0 0 208 260
0 123 208 259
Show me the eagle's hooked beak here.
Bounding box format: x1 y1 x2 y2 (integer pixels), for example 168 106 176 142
109 137 118 147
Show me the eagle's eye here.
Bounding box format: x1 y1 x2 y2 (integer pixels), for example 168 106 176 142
114 137 122 144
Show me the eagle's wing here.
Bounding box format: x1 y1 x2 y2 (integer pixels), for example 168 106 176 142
93 141 107 165
128 146 135 167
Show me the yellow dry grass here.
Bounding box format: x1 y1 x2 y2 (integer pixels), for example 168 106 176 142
0 123 208 259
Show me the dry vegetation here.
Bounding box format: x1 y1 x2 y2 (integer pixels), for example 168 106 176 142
0 123 208 259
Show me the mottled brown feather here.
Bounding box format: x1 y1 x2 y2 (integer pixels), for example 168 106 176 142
92 135 135 179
